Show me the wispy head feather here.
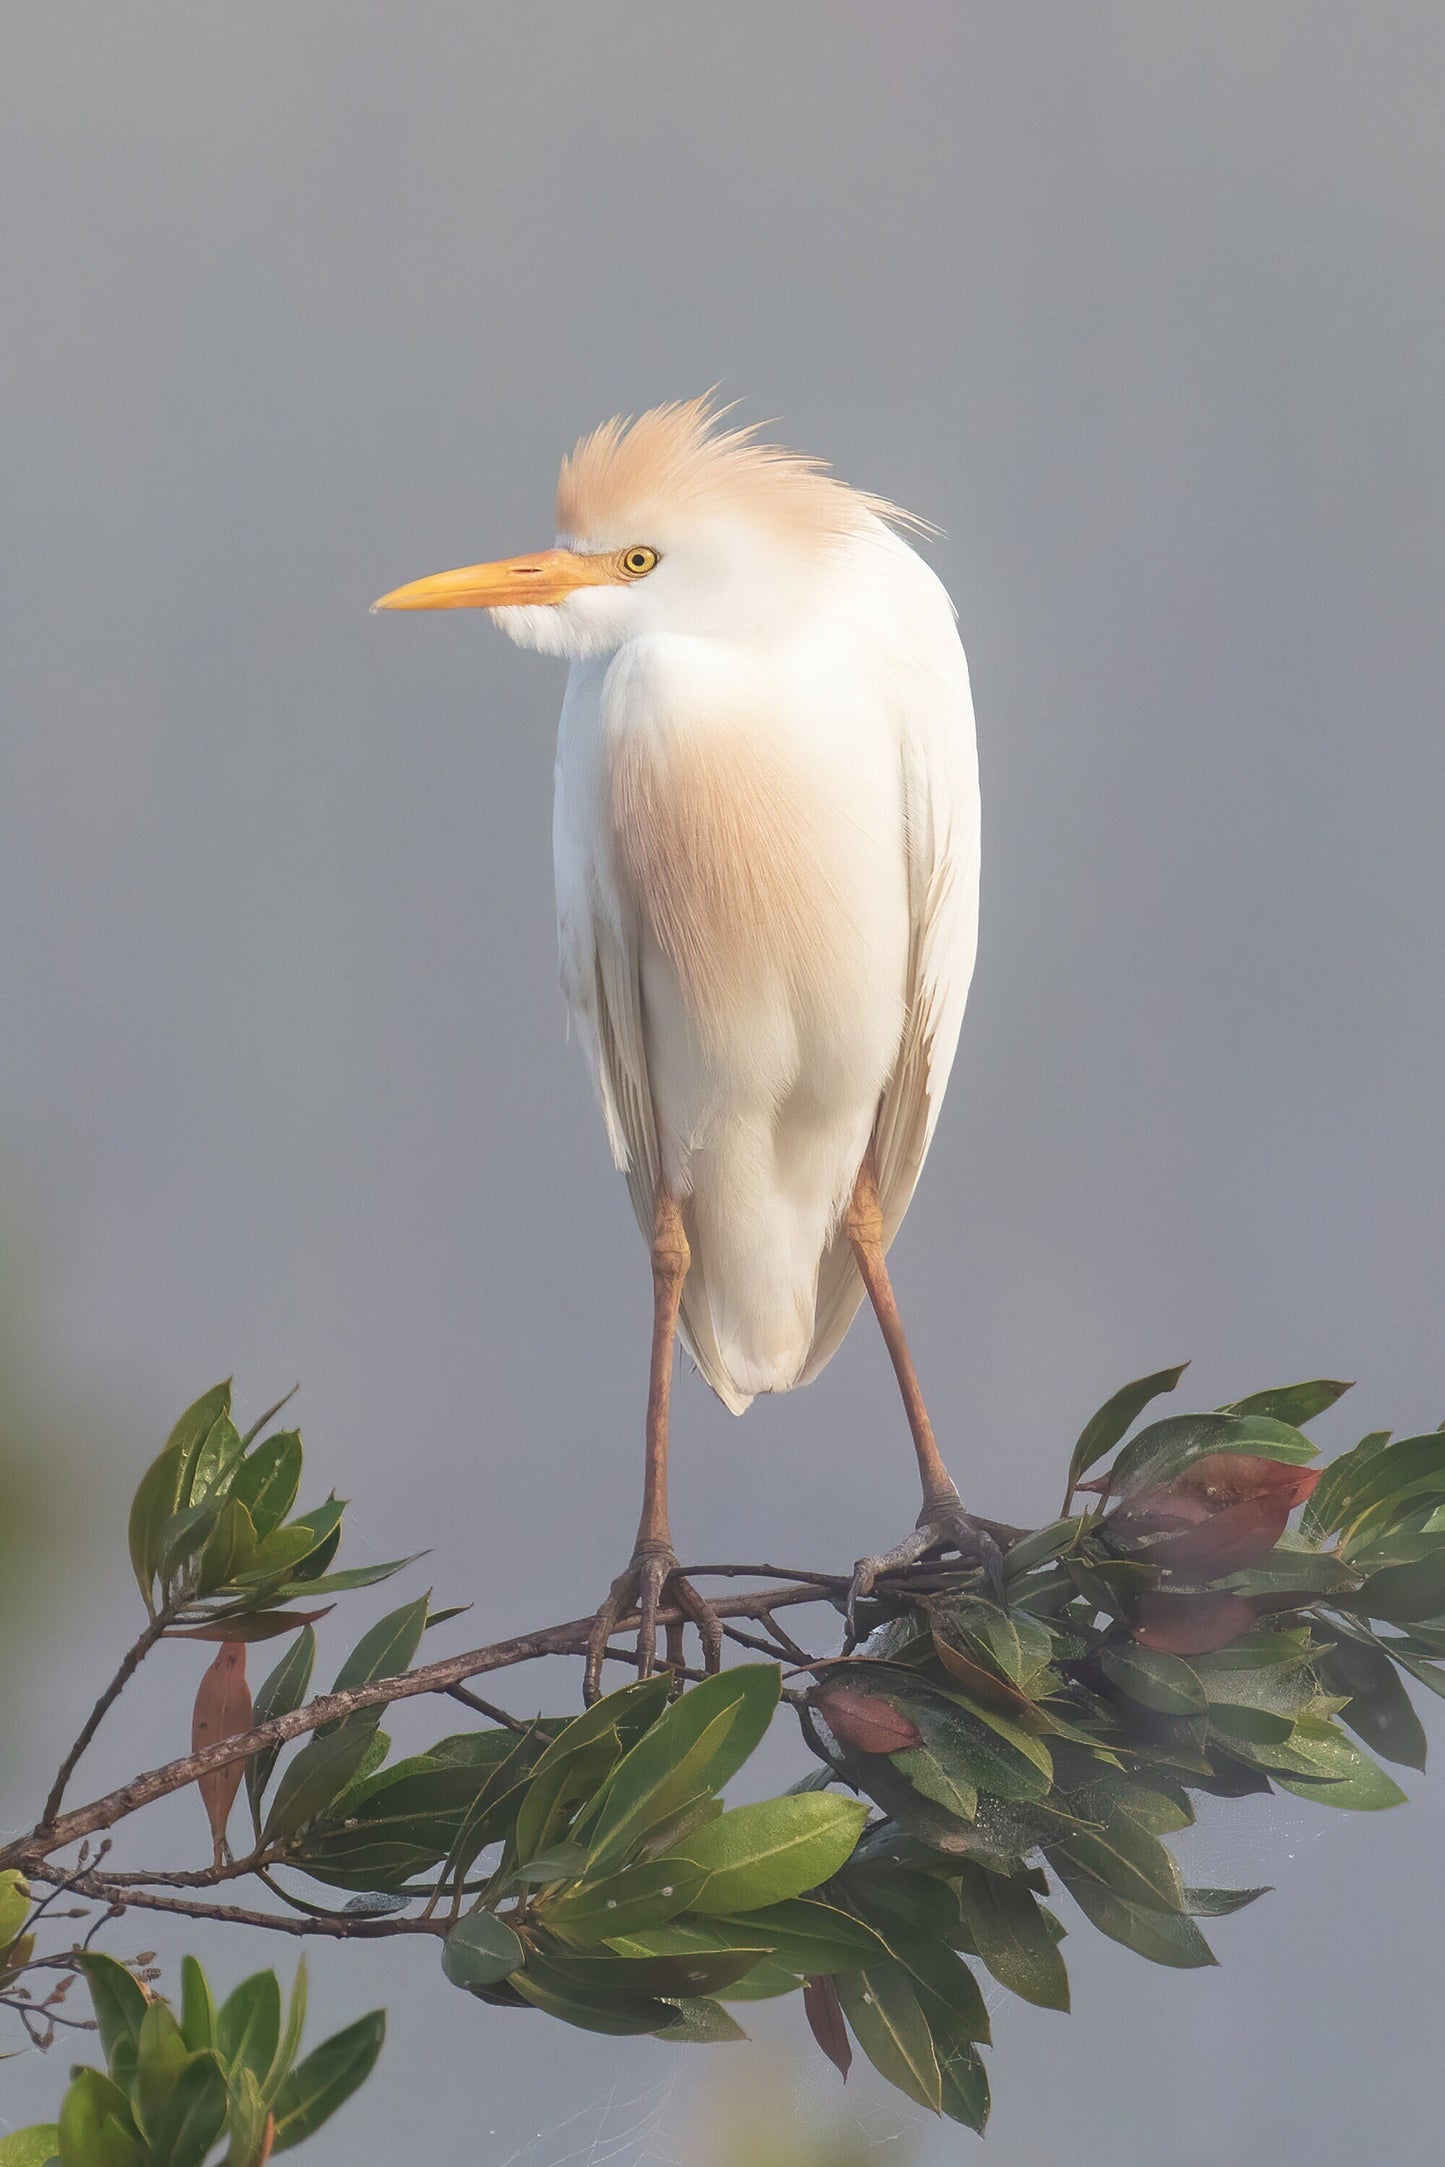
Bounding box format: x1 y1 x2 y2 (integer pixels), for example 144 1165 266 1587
556 394 931 553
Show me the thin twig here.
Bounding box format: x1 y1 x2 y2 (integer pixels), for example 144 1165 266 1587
27 1871 447 1942
41 1613 170 1825
442 1684 529 1733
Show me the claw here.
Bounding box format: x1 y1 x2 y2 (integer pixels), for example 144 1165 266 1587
583 1543 724 1704
847 1497 1010 1627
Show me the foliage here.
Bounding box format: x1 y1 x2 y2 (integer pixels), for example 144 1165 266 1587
5 1369 1445 2141
0 1949 380 2166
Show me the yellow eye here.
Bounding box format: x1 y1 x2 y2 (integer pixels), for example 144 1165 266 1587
620 546 659 578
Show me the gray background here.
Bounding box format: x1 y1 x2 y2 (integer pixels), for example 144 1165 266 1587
3 4 1443 2160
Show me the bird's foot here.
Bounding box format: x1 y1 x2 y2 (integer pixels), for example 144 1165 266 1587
583 1539 724 1705
848 1491 1007 1634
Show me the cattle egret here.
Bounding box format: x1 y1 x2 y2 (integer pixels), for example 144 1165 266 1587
375 397 982 1697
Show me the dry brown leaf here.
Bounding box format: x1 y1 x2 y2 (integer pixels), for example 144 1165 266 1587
192 1640 253 1866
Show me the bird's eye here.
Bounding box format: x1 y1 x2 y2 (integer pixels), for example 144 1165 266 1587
620 546 659 578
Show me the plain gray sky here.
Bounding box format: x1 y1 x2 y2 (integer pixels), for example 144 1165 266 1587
3 4 1445 2160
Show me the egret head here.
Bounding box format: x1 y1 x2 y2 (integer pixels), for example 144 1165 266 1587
372 395 917 658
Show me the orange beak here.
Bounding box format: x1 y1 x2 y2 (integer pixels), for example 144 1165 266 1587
372 547 618 613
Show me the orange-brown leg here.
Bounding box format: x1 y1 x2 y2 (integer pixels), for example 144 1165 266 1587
584 1194 723 1702
845 1149 1003 1619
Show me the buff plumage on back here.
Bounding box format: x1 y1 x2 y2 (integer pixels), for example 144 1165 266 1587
556 394 923 550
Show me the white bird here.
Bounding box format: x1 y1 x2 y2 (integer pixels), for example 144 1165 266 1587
375 396 982 1697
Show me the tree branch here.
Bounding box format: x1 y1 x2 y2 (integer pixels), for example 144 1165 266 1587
2 1577 839 1871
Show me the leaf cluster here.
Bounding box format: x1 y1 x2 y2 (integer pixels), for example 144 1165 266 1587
0 1951 380 2167
15 1367 1445 2141
127 1383 416 1640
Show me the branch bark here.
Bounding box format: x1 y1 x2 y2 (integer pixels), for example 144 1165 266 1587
2 1577 837 1872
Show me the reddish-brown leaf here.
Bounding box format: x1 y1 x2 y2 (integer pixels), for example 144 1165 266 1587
258 2112 275 2164
1108 1455 1322 1573
812 1686 923 1755
803 1974 852 2081
1129 1590 1257 1654
168 1606 334 1642
929 1631 1037 1714
192 1641 252 1865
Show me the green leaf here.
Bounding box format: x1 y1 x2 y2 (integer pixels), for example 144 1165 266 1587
1107 1411 1317 1499
1063 1362 1190 1507
216 1971 281 2086
1060 1871 1217 1968
514 1674 672 1862
1207 1704 1295 1746
328 1594 430 1702
1351 1550 1445 1625
1334 1434 1445 1533
904 1687 1053 1805
720 1957 807 2001
158 1500 223 1591
222 2064 268 2167
147 2051 228 2167
128 1445 189 1608
1051 1809 1185 1914
441 1912 525 1990
656 1795 868 1914
231 1432 303 1541
267 1959 308 2098
704 1898 889 1976
269 2010 385 2152
246 1625 316 1830
1101 1644 1207 1715
1183 1884 1271 1915
526 1937 766 2000
835 1963 942 2112
264 1560 420 1600
939 2042 991 2132
0 1872 29 1951
178 1957 215 2054
166 1383 234 1493
1319 1634 1429 1770
57 2069 142 2167
195 1498 259 1595
1304 1430 1393 1538
511 1841 589 1884
890 1742 977 1823
1002 1519 1082 1581
657 1998 749 2043
135 1999 189 2142
1223 1380 1353 1426
582 1666 781 1872
511 1953 673 2037
296 1748 532 1889
882 1928 991 2047
190 1415 244 1502
1274 1760 1408 1810
932 1597 1054 1691
263 1722 381 1844
276 1501 347 1582
958 1863 1070 2009
542 1859 707 1940
0 2129 60 2167
75 1952 148 2075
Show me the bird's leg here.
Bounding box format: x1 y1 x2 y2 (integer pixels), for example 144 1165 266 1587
845 1149 1004 1623
584 1194 724 1703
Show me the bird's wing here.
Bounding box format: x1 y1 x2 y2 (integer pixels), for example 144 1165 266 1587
801 633 980 1383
